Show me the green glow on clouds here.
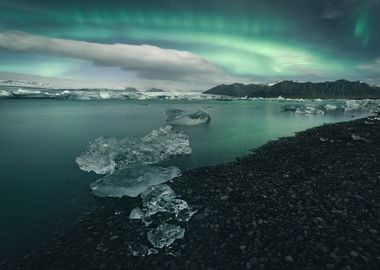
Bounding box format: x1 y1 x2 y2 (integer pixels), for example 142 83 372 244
0 6 375 82
354 9 371 46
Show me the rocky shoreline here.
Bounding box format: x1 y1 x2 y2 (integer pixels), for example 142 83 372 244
9 113 380 270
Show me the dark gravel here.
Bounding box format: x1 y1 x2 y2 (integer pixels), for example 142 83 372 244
8 113 380 270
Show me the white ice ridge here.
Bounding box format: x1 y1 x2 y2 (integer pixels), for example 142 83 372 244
90 166 181 198
166 108 211 126
76 125 191 174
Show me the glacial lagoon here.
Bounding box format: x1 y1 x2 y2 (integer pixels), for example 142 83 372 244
0 97 376 262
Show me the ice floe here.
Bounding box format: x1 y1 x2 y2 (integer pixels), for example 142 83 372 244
0 90 11 97
324 104 338 111
295 106 325 115
166 108 211 126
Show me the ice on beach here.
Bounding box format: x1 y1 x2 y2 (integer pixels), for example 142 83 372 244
141 184 188 217
147 223 185 249
129 184 196 224
76 126 191 174
166 108 211 126
90 166 181 198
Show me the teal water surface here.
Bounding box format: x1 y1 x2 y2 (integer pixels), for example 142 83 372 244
0 99 368 262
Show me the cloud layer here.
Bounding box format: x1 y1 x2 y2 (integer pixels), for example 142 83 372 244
0 31 223 82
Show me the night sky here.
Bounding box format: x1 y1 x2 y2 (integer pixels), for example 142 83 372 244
0 0 379 89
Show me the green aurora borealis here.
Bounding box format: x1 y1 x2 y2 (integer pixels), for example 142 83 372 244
0 0 379 89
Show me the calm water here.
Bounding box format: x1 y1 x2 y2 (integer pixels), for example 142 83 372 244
0 99 367 262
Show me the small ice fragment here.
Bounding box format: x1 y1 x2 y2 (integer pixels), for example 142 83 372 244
165 246 182 257
351 134 371 143
129 207 144 219
176 207 198 222
141 184 177 216
147 223 185 248
148 248 158 255
324 104 337 111
126 241 156 257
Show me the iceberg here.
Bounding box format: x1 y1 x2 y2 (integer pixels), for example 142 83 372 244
166 108 211 126
76 126 191 175
344 100 362 112
147 223 185 248
295 106 324 115
324 104 338 111
12 88 42 95
0 90 11 97
90 166 181 198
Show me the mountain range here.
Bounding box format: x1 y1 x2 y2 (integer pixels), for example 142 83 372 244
204 80 380 99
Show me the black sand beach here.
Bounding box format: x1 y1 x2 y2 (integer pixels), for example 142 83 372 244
8 113 380 270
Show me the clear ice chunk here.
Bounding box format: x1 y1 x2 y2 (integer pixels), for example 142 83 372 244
324 104 338 111
76 126 191 175
90 166 181 198
147 223 185 248
129 184 196 224
141 184 187 216
76 137 119 174
166 108 211 126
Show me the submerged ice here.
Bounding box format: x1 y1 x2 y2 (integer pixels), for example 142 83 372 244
90 166 181 198
76 126 191 175
166 108 211 126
